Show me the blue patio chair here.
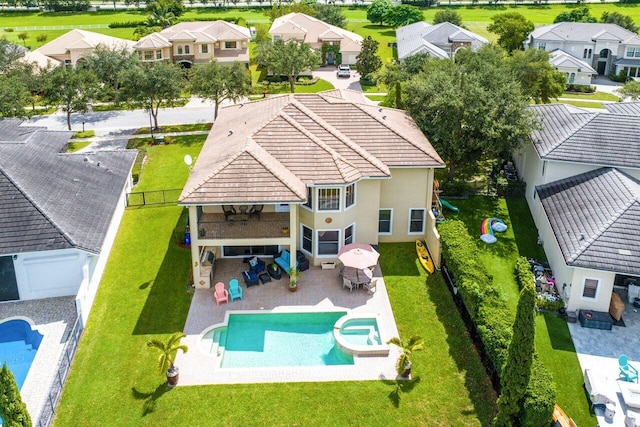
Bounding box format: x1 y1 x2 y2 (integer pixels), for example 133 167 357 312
619 354 639 382
229 279 243 302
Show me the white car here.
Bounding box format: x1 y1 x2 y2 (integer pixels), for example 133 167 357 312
336 65 351 78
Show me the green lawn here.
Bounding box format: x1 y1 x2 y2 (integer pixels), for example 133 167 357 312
562 91 621 102
66 141 91 152
53 137 497 426
439 196 595 426
549 99 605 109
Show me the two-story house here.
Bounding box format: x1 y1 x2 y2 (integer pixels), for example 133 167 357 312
513 103 640 314
133 21 251 68
396 21 488 62
21 29 134 68
526 22 640 82
178 90 444 289
269 13 362 66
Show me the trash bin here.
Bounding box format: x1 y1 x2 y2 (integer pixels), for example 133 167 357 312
184 229 191 246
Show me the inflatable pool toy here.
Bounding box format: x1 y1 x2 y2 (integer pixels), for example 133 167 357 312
480 218 507 244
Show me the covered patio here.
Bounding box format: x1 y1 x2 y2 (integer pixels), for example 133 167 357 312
175 259 400 385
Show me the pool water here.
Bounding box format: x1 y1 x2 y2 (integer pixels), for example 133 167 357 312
339 318 382 346
0 319 43 390
218 312 353 368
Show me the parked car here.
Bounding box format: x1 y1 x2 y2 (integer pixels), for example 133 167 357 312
336 65 351 78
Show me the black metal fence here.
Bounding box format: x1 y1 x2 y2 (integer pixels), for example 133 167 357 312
126 189 182 207
36 317 84 427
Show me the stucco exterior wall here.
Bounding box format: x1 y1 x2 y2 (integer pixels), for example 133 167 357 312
568 267 615 312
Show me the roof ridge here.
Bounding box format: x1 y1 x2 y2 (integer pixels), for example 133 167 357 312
277 109 362 183
353 102 443 164
0 168 75 248
542 109 599 158
291 98 390 176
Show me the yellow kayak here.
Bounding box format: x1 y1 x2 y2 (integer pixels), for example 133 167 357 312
416 240 434 274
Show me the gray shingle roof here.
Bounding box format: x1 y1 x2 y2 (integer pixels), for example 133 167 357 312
530 22 638 44
396 21 487 61
530 104 640 168
549 49 596 73
0 121 136 255
605 102 640 115
536 168 640 274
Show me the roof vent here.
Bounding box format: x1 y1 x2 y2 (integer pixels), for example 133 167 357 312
228 130 234 136
579 234 584 241
382 115 386 120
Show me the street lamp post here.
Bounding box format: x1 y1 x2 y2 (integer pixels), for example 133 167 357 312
147 97 154 138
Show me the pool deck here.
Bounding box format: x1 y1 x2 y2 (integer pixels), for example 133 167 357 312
175 259 400 385
0 296 77 425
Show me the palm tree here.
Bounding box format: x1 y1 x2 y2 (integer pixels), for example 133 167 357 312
387 335 424 377
147 332 188 386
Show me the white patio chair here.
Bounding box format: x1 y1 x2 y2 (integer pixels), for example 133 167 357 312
342 277 356 292
363 278 377 294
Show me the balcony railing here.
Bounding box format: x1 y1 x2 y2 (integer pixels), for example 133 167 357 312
197 212 290 240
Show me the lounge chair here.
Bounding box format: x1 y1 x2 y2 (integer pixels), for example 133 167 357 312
214 282 229 306
620 355 639 382
242 270 259 287
248 256 266 274
228 279 243 302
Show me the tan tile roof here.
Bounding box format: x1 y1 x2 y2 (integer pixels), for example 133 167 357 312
21 49 61 69
37 29 134 56
269 13 362 54
179 91 443 205
133 33 171 49
159 21 250 42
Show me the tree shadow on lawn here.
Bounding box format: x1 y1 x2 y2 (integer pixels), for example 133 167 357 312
131 383 172 417
424 273 498 426
542 311 576 352
361 24 396 38
132 208 192 335
505 196 547 261
381 376 421 408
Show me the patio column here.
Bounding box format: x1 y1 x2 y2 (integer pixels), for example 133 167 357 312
188 206 204 288
289 204 298 271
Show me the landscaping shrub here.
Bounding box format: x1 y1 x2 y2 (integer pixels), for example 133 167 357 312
440 220 556 426
565 84 596 93
608 69 629 83
496 176 526 197
109 21 145 28
522 358 556 427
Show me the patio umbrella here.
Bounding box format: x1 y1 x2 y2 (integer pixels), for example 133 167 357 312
338 243 379 270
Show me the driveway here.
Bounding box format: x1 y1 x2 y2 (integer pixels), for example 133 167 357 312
314 65 363 92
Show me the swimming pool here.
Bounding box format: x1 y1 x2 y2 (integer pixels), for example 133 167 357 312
201 311 354 368
334 315 389 356
0 319 43 390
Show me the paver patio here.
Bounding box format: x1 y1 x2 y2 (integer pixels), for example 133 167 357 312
176 259 400 385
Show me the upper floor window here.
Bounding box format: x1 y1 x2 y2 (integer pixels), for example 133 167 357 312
537 42 546 50
345 184 355 208
318 188 340 211
303 187 313 210
177 46 183 55
225 41 237 49
408 209 425 234
201 44 209 54
583 48 592 59
144 50 153 60
627 47 640 58
378 209 392 235
156 50 162 59
184 45 190 54
582 278 598 299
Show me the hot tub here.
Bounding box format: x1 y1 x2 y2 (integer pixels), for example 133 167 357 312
334 315 389 356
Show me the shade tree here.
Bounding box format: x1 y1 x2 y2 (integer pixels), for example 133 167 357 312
256 39 321 93
366 0 392 26
355 36 382 81
189 60 251 118
432 10 462 26
42 65 99 130
487 12 534 53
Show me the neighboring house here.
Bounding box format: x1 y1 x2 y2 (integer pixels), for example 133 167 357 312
0 119 136 324
549 49 597 86
513 104 640 314
526 22 640 80
396 21 488 62
269 13 362 65
133 21 251 68
178 90 444 289
21 29 135 67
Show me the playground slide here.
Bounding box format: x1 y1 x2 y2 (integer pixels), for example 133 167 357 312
440 198 459 213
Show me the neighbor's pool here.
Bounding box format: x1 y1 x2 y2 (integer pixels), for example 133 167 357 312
202 311 354 368
0 319 43 390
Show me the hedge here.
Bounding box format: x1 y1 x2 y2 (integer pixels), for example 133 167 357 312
439 220 555 426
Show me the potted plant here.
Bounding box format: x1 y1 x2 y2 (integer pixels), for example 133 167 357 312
147 332 189 387
288 267 300 292
387 335 424 379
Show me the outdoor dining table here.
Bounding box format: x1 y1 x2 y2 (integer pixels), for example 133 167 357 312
342 266 373 288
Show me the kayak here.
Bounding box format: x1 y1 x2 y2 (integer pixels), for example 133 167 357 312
416 240 434 274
